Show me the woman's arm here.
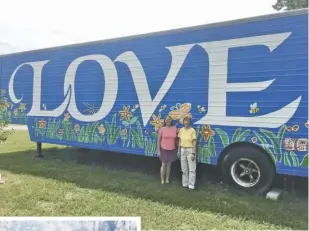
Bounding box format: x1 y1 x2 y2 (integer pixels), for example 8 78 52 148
157 131 161 155
192 139 196 154
177 128 182 157
191 129 197 160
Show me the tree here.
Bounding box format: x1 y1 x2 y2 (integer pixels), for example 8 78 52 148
0 89 14 143
272 0 308 11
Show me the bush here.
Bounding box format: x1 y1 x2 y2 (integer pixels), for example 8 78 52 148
0 92 14 143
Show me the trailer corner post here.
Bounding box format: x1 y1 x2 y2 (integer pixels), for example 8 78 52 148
35 142 44 159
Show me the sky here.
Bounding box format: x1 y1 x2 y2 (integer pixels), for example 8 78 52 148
0 0 278 54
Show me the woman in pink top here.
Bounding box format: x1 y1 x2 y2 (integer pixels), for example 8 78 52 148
157 116 178 184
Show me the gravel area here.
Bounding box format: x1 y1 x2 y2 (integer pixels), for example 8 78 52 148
3 124 28 131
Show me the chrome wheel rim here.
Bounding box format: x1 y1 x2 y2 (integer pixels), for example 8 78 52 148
230 158 260 188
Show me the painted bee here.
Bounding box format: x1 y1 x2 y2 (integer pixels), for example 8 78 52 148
159 104 166 113
292 125 299 132
131 104 139 112
249 102 259 114
197 105 206 113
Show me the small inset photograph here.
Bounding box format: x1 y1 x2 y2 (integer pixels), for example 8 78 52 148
0 217 141 231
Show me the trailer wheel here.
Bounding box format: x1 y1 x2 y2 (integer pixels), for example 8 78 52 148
221 146 275 195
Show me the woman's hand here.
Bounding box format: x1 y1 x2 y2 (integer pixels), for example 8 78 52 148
191 153 195 161
157 150 161 157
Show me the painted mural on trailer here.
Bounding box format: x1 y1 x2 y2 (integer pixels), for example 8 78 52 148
0 12 308 176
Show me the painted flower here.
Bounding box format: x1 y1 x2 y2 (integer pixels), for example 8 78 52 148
119 106 132 121
13 109 18 116
306 120 309 128
38 119 47 129
292 125 299 132
287 127 292 132
7 112 11 117
200 125 215 141
251 137 257 143
121 128 127 136
58 129 64 136
98 124 106 136
19 103 26 111
74 124 80 134
64 113 71 121
150 113 164 132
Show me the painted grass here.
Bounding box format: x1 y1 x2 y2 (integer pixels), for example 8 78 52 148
0 131 307 230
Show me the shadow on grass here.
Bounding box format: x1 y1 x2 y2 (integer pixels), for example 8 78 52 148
0 146 308 229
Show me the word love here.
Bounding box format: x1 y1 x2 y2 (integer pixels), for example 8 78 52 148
9 32 301 128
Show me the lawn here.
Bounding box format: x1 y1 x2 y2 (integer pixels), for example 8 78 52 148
0 131 308 230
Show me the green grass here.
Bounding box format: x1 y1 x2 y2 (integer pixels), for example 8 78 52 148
0 131 308 230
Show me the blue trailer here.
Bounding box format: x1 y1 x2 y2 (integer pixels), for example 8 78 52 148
0 9 307 194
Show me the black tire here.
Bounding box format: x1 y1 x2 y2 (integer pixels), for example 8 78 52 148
221 146 275 196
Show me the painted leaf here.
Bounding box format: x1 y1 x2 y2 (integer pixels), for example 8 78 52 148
253 131 267 144
198 146 202 162
90 121 99 141
208 136 216 157
111 113 117 127
254 130 276 163
78 127 85 142
277 125 287 147
214 128 229 148
300 153 308 167
101 134 105 142
131 129 143 148
152 139 157 154
136 121 143 138
131 129 137 138
151 132 158 139
237 129 251 142
93 133 99 144
277 125 287 162
232 128 242 143
113 127 120 144
122 120 130 126
134 121 144 148
289 151 299 167
105 121 110 131
130 117 138 125
132 138 136 148
260 129 279 147
284 152 292 167
144 137 149 154
260 129 281 161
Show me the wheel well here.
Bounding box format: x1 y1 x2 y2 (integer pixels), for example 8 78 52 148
217 142 276 172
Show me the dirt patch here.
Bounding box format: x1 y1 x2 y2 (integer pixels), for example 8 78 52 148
3 125 28 131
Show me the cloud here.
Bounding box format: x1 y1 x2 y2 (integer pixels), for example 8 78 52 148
0 0 276 54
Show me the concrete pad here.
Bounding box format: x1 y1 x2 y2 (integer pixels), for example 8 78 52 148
266 188 284 201
0 174 4 184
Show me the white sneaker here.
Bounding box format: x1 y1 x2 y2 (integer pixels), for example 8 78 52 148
182 185 188 188
188 186 195 190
